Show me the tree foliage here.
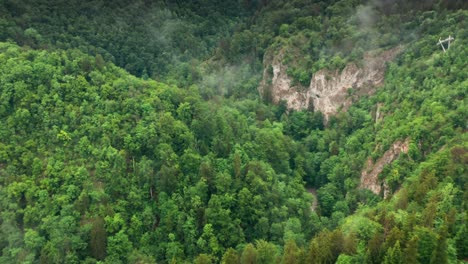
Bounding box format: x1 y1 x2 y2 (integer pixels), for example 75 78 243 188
0 0 466 263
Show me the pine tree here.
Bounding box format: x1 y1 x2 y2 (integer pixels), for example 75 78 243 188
222 248 239 264
240 244 257 264
383 240 403 264
403 236 419 264
282 240 301 264
89 217 106 260
307 240 320 264
430 226 448 264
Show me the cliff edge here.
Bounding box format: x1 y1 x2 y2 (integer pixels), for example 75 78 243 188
259 47 401 119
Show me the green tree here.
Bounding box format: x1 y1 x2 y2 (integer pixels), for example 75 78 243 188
403 236 419 264
89 217 106 260
241 243 257 264
416 227 437 264
106 230 132 263
197 224 221 257
194 254 214 264
282 239 302 264
222 248 239 264
383 240 403 264
430 226 448 264
283 218 304 246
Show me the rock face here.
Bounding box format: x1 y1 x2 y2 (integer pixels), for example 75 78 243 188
259 47 401 119
360 138 410 196
259 51 310 109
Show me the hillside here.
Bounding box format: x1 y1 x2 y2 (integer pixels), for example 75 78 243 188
0 0 467 263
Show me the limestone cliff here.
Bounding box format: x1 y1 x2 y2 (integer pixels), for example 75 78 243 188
259 47 401 119
258 51 310 109
360 138 410 197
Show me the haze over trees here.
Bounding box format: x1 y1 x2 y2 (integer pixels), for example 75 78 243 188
0 0 466 263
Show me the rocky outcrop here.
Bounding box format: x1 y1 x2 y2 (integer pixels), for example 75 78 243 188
259 47 401 119
360 138 410 196
374 103 384 123
258 51 310 109
309 48 400 118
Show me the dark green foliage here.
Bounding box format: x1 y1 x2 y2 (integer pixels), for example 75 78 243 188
0 0 246 82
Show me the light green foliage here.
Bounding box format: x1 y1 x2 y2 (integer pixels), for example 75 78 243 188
383 241 403 264
0 41 314 263
107 230 132 263
0 1 467 263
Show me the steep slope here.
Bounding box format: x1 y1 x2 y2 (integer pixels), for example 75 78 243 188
0 0 247 81
257 4 467 263
259 49 308 109
259 47 401 119
308 47 401 118
0 0 466 263
0 42 313 263
360 138 409 196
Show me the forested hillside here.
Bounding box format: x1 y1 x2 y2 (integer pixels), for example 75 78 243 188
0 0 466 263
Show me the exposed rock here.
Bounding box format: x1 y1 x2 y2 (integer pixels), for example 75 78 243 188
258 50 310 109
306 188 318 212
259 46 401 119
360 138 410 197
374 103 384 123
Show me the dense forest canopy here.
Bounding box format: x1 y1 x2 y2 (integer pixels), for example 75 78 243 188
0 0 466 263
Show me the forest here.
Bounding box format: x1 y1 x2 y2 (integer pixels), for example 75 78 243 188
0 0 466 263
